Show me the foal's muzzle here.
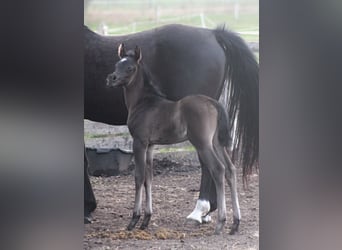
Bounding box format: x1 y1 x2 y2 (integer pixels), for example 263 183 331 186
106 73 119 87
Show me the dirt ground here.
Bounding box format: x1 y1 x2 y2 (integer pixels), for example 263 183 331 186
84 121 259 249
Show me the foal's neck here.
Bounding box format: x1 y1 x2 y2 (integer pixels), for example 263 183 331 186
123 69 142 111
123 66 161 112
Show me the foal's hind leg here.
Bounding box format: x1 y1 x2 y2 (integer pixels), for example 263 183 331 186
222 147 241 234
196 146 227 235
140 145 154 230
127 140 147 231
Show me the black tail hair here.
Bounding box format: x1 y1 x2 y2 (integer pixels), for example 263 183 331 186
214 25 259 181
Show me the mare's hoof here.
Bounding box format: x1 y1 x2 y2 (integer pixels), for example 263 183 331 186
84 216 92 224
84 213 93 224
186 213 202 224
185 218 201 227
202 214 212 223
186 200 210 224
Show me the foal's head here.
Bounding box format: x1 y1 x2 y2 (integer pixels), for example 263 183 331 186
106 43 142 88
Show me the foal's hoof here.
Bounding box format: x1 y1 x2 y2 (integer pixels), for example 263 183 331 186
214 227 223 235
127 213 141 231
229 227 238 235
139 214 152 230
229 218 240 235
214 221 226 235
127 222 137 231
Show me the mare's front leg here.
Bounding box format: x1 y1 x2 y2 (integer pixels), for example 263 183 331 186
84 146 96 224
140 145 154 230
127 140 147 231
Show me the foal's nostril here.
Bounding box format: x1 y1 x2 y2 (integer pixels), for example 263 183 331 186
113 75 117 81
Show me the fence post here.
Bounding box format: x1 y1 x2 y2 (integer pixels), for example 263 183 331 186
234 2 240 20
98 22 108 35
200 12 206 28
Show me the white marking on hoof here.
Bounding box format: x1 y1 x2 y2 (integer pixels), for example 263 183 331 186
202 214 212 223
186 199 210 223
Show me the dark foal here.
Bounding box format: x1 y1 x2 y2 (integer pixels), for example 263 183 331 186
85 25 259 225
106 44 240 235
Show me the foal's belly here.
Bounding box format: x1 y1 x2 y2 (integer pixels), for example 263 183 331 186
128 101 188 145
146 109 187 145
149 123 188 145
150 135 188 145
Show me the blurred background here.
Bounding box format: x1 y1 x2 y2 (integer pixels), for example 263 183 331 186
84 0 258 45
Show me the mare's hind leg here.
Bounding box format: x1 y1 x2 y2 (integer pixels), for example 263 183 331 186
196 146 227 235
127 140 147 231
140 145 154 230
187 154 215 223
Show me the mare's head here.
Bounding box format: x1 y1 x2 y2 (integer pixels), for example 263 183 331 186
106 43 142 88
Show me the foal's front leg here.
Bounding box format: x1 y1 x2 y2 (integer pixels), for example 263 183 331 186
127 140 147 231
140 145 154 230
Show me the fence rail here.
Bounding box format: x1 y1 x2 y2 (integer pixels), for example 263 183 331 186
96 12 258 52
96 14 259 52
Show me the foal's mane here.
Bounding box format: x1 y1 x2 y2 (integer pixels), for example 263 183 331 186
140 62 166 98
124 50 166 98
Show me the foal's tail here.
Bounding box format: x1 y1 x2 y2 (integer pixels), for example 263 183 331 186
214 101 231 148
214 25 259 180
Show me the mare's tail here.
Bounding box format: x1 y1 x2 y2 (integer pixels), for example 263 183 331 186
213 25 259 180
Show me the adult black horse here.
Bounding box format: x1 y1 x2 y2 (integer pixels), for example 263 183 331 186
84 24 258 226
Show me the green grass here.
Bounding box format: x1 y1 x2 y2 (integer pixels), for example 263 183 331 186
84 132 131 139
84 133 109 139
156 145 195 153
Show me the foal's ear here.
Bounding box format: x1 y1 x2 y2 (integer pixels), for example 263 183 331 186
118 43 126 59
134 46 142 63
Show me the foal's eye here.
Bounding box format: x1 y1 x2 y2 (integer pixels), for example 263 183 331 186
127 66 134 73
